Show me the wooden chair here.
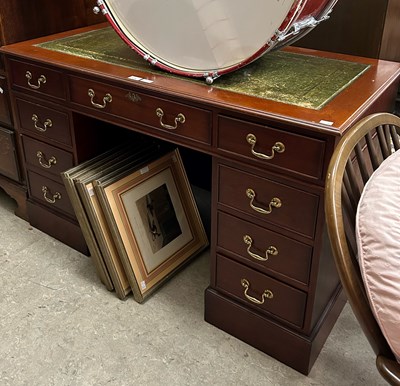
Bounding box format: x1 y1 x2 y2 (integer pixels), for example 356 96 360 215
325 112 400 385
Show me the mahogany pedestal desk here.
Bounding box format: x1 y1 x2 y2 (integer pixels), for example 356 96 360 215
2 24 400 374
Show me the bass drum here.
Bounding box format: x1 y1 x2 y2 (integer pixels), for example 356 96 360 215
97 0 338 83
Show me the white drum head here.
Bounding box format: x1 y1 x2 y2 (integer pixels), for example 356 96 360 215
102 0 298 78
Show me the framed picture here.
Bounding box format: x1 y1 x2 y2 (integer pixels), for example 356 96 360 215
95 148 208 302
60 145 133 292
75 143 164 299
61 136 163 299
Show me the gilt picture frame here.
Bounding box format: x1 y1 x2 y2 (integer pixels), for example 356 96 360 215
75 142 163 299
95 149 208 302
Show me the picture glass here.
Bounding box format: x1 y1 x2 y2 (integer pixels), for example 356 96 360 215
135 183 182 254
120 167 193 273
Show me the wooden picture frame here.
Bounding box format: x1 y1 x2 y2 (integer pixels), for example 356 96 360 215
95 149 208 302
75 143 164 299
60 145 134 292
61 137 163 298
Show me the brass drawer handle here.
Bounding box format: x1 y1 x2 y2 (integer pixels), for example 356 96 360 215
32 114 53 132
243 235 278 261
246 188 282 215
42 186 61 204
36 151 57 169
156 108 186 130
241 278 273 305
246 133 285 160
25 71 47 90
88 88 112 109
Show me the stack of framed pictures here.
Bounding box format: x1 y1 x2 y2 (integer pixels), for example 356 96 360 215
61 141 208 302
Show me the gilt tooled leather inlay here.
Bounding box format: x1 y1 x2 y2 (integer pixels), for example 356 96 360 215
37 27 370 110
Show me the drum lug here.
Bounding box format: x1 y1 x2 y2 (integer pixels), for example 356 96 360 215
143 54 158 66
204 72 219 85
96 0 108 15
276 12 332 43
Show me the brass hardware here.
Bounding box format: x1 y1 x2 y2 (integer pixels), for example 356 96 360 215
32 114 53 132
246 133 285 160
36 151 57 169
88 88 112 109
25 71 47 89
243 235 278 261
156 108 185 130
42 186 61 204
246 188 282 215
241 278 273 305
126 92 141 103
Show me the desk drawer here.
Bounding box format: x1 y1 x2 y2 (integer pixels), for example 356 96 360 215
16 98 72 146
69 75 211 145
216 254 307 327
218 116 326 180
22 136 74 180
9 59 66 100
27 169 74 217
218 164 319 239
217 212 312 285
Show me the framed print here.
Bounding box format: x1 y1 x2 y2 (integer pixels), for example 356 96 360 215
61 136 162 297
95 148 208 303
79 180 131 299
60 144 135 292
75 143 165 299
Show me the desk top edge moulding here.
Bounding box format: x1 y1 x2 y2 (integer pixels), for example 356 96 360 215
1 9 400 377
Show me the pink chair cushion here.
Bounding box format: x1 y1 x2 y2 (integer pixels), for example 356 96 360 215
356 149 400 362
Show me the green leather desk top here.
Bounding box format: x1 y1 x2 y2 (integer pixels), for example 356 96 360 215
37 26 369 110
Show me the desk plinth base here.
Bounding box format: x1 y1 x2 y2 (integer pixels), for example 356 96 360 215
27 200 88 255
0 175 28 221
204 287 346 375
